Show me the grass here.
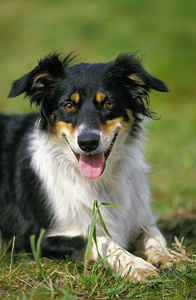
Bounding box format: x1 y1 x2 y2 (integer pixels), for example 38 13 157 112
0 201 196 299
0 0 196 298
0 229 196 299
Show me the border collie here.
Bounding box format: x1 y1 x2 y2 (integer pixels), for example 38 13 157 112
0 53 177 282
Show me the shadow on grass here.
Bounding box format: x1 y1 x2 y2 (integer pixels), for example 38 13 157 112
158 208 196 252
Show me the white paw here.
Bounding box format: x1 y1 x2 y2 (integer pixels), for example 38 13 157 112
121 256 159 283
107 249 159 283
146 247 179 269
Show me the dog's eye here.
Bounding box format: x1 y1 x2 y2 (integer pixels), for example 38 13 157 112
103 100 115 109
64 103 75 111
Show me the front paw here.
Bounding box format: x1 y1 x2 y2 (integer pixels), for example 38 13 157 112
146 247 179 269
115 254 159 283
127 258 159 283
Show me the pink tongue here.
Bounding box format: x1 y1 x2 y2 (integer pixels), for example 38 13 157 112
79 152 105 179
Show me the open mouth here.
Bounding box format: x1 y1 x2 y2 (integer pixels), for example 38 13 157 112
104 133 117 160
73 133 117 179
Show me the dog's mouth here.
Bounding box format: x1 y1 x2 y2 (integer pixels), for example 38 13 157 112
74 133 117 179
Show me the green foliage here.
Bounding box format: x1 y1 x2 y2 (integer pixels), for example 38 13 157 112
30 228 48 283
0 250 195 299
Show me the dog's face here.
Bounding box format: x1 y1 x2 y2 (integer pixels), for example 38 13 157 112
9 53 168 179
51 68 134 179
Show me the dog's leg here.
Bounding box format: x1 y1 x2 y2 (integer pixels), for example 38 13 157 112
90 236 159 283
137 226 178 269
41 236 87 261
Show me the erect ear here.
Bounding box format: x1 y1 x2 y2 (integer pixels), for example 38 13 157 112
8 53 72 107
114 54 169 93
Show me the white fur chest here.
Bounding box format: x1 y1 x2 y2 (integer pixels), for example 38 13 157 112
29 129 154 249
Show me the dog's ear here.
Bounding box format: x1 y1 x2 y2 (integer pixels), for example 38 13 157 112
114 54 169 93
113 54 169 120
8 53 74 128
8 53 73 106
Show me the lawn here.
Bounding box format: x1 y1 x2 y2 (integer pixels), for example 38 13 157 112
0 0 195 298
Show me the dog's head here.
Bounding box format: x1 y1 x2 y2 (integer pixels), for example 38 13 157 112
9 53 168 179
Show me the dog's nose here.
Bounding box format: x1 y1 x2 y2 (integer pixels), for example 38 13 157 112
78 133 100 152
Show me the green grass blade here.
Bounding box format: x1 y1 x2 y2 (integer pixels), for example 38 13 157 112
30 234 36 262
97 206 112 238
101 202 162 247
84 200 99 262
30 228 48 284
36 228 46 259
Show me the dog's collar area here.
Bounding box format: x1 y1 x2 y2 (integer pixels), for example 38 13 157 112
72 133 118 179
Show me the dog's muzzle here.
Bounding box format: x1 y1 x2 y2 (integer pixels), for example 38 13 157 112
78 133 100 152
74 133 117 179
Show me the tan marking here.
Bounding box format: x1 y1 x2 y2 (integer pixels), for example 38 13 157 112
70 92 80 104
99 118 121 134
33 71 53 86
96 92 106 103
128 73 144 85
125 109 134 124
53 121 77 137
90 248 95 261
99 111 134 134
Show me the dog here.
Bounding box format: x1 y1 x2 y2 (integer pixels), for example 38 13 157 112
0 53 177 282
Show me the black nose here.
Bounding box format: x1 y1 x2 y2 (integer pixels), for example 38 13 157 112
78 133 100 152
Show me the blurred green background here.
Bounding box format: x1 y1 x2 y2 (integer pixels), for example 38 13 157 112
0 0 195 216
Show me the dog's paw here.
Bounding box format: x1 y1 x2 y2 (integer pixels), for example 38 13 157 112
108 250 159 283
123 257 159 283
92 237 160 283
146 247 179 269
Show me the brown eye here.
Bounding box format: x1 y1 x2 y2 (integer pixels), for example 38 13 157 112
103 100 115 109
64 103 74 111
